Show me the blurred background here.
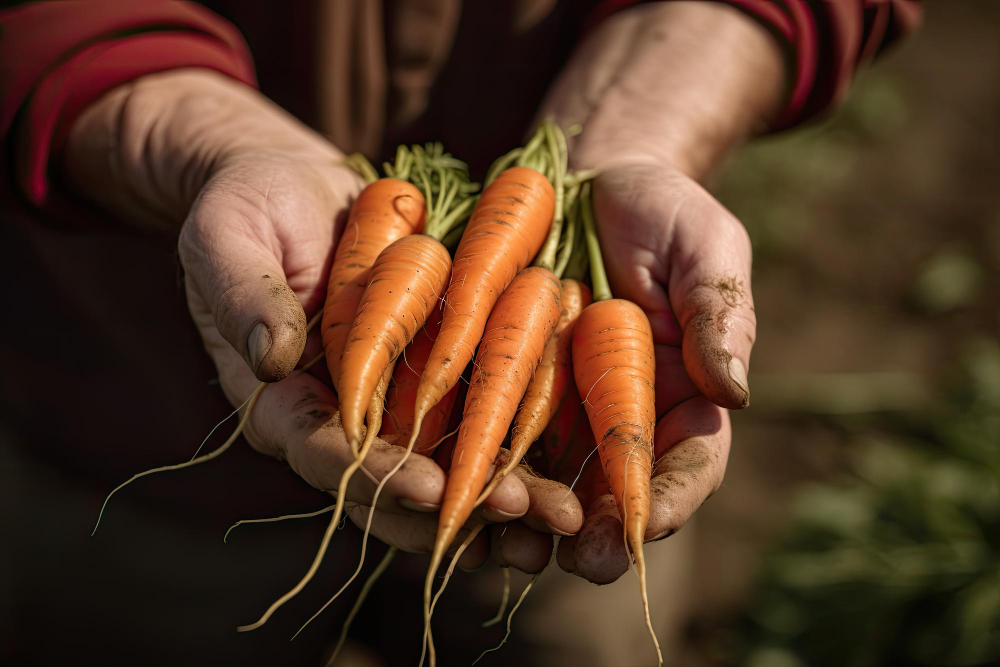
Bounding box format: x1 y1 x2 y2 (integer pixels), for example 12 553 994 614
5 2 996 666
487 2 1000 665
668 1 999 664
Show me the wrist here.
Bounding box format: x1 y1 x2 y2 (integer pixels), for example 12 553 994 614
543 2 786 181
64 68 342 229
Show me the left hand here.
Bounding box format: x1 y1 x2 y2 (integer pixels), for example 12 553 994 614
347 460 584 573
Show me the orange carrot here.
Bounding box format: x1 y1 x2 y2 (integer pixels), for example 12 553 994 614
572 182 662 664
540 383 583 479
337 234 452 448
409 166 554 445
474 278 591 505
423 266 561 665
380 314 461 455
321 177 425 392
431 382 466 472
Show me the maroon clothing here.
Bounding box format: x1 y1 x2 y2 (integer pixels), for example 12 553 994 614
2 0 921 207
0 2 920 665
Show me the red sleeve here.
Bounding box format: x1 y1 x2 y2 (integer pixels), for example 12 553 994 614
0 1 257 207
586 0 923 129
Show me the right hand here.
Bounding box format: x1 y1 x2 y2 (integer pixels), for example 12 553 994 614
64 68 579 570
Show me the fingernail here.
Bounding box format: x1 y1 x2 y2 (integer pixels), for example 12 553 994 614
480 506 522 521
247 323 272 374
545 521 576 537
728 356 750 408
398 498 440 512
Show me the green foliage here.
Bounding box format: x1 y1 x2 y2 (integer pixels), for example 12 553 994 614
910 247 985 314
735 341 1000 666
716 72 908 262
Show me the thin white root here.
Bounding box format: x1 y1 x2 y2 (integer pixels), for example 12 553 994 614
357 464 380 486
566 442 601 494
294 415 424 638
323 547 397 666
306 310 323 330
237 370 390 632
420 523 484 667
190 394 250 461
91 381 267 536
635 548 663 666
482 567 511 628
472 569 543 665
224 504 338 543
431 524 482 617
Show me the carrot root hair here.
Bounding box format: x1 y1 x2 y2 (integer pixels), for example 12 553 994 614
472 568 545 665
223 504 338 544
237 366 393 633
91 380 266 536
322 546 398 666
633 540 663 666
482 567 511 628
291 410 428 640
420 523 484 667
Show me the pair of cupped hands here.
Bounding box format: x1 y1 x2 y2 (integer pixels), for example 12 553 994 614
67 69 755 583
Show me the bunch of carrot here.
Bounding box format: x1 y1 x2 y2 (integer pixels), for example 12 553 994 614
316 123 662 666
90 124 664 665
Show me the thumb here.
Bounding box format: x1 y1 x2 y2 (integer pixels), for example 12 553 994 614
669 191 756 410
179 193 308 383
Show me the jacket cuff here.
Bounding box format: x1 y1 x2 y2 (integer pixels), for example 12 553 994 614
1 1 256 207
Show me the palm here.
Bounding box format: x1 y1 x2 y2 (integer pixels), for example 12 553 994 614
557 163 754 582
180 154 579 572
180 154 453 506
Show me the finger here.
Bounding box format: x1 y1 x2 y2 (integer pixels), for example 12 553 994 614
196 306 450 513
564 494 631 584
476 449 529 522
591 169 682 346
346 506 489 571
667 187 756 410
510 465 584 536
556 534 578 573
488 522 553 574
654 343 700 418
179 190 307 383
646 396 730 541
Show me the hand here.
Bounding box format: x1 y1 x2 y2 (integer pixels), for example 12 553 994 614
556 164 741 583
532 0 784 582
62 69 551 547
347 459 584 573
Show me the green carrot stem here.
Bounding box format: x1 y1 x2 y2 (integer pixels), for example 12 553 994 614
395 145 412 181
565 169 600 187
437 176 459 225
517 128 546 169
553 205 576 279
432 195 476 241
344 153 379 185
564 217 590 283
579 182 611 301
555 120 569 173
533 122 567 272
441 221 467 251
484 148 521 188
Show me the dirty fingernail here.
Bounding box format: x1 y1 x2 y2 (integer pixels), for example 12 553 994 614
399 498 440 512
545 521 576 537
247 323 272 374
728 356 750 408
480 506 522 521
